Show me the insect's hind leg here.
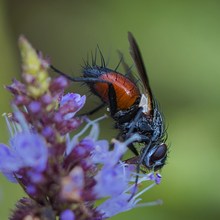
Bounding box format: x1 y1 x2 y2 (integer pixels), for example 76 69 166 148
51 65 118 116
51 65 85 82
127 142 139 156
78 103 106 116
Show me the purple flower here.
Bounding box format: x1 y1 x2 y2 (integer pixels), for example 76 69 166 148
60 210 75 220
50 76 69 91
11 132 48 171
28 101 41 113
97 193 133 217
0 132 48 182
155 173 162 184
93 164 131 198
97 172 162 218
50 93 86 135
60 93 86 119
0 144 21 172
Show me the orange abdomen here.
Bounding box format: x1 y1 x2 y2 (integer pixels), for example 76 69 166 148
93 73 140 110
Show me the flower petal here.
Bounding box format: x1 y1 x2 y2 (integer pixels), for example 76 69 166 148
12 133 48 171
0 143 21 172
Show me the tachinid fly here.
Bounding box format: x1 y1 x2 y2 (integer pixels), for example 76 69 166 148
51 32 168 179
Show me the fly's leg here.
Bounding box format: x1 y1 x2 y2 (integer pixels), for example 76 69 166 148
51 65 118 116
127 140 152 201
78 103 106 116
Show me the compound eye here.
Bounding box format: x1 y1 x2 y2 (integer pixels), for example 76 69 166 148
151 143 167 162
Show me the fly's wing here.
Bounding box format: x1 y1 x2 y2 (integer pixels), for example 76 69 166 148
128 32 153 116
117 50 137 83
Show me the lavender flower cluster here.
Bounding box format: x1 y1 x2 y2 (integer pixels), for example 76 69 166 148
0 37 162 220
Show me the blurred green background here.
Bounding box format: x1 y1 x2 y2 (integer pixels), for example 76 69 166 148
0 0 220 219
